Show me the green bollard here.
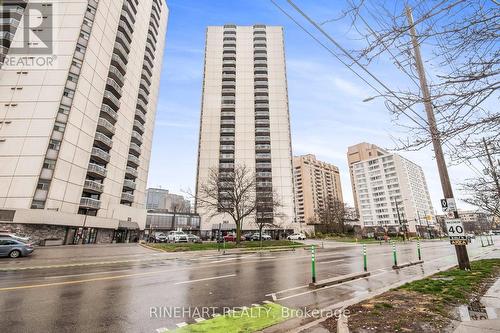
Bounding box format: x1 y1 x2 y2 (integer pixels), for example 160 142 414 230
417 240 421 261
363 244 367 272
481 235 485 247
311 245 316 283
490 235 494 245
392 241 398 267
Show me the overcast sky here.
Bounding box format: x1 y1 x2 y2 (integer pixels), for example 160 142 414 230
147 0 482 213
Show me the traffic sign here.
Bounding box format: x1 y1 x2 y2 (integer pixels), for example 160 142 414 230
441 198 457 212
446 211 455 219
446 218 467 245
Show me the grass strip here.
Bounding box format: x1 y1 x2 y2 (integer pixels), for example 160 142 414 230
168 303 291 333
150 240 303 252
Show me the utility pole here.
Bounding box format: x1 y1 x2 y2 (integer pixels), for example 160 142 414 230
483 137 500 197
406 6 470 269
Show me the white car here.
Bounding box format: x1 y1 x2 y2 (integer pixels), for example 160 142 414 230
167 231 188 243
287 233 306 240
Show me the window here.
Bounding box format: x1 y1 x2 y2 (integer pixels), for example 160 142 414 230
63 88 74 98
37 182 49 190
54 122 66 132
48 139 61 150
43 158 56 170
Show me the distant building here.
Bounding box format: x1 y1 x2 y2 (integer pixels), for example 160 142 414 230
146 188 191 213
436 210 492 234
347 143 388 216
146 211 200 236
293 154 343 229
349 143 435 236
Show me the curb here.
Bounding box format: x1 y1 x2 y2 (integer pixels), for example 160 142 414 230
392 260 424 269
309 272 371 289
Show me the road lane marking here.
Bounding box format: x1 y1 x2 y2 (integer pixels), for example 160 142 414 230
174 274 236 285
44 269 131 279
319 259 345 264
156 328 168 332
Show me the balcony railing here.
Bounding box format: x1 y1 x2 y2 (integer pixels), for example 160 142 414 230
87 163 107 178
131 130 143 145
135 109 146 123
125 166 138 178
133 120 145 134
83 180 104 194
113 42 129 63
121 192 134 202
256 163 272 169
106 78 122 96
94 132 113 149
128 154 140 167
100 104 118 123
91 147 110 163
123 179 136 190
220 145 235 151
80 197 101 209
137 99 147 113
108 65 125 86
97 117 116 136
129 142 141 155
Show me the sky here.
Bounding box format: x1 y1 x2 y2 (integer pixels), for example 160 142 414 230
147 0 481 213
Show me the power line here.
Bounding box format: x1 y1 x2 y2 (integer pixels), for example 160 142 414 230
270 0 487 179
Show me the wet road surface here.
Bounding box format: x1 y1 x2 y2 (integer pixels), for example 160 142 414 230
0 239 498 332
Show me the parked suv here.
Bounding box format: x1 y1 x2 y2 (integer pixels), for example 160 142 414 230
251 233 271 241
153 232 167 243
0 239 35 258
167 231 188 243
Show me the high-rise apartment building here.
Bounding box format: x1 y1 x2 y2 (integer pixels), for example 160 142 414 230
293 154 343 226
195 24 295 235
0 0 168 244
347 143 388 215
146 188 191 213
350 146 435 234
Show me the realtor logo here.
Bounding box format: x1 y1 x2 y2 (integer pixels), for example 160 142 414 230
6 2 53 55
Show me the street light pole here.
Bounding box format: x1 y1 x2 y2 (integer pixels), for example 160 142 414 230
406 6 470 269
394 197 405 241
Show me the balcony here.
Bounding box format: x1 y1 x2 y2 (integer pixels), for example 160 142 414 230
100 104 118 123
135 109 146 123
127 154 140 167
83 180 104 194
257 171 272 178
256 144 271 150
108 65 125 86
140 79 150 91
255 103 270 109
113 42 129 63
255 95 268 102
118 20 133 40
220 153 234 160
220 145 235 151
220 136 234 142
254 46 267 52
256 162 272 169
256 153 272 159
137 99 147 113
221 111 235 117
220 128 235 134
146 36 156 52
87 163 107 178
254 87 268 93
94 132 113 149
111 53 127 74
106 78 122 96
131 130 143 145
254 73 268 79
97 117 116 136
223 59 236 66
125 166 138 178
121 192 134 203
255 119 270 126
121 2 136 25
129 142 141 155
138 88 149 103
123 179 136 190
222 73 236 80
221 119 235 126
255 136 271 143
143 61 153 76
219 163 235 169
80 197 101 209
91 147 110 163
133 120 145 134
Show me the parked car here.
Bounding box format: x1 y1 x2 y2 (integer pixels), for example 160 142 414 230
153 232 167 243
0 233 31 243
0 238 35 258
251 233 272 241
167 231 188 243
287 233 306 241
223 233 245 242
243 232 254 241
187 234 202 243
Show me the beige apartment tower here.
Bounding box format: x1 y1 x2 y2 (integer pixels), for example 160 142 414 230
347 142 388 215
0 0 168 244
293 154 343 227
195 24 296 236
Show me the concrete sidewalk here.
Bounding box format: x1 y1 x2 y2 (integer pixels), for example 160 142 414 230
454 277 500 332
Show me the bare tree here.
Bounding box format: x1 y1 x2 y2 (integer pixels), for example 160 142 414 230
311 198 347 234
329 0 499 163
460 176 500 219
194 164 281 245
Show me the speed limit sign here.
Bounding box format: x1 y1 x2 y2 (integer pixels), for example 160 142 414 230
445 218 467 244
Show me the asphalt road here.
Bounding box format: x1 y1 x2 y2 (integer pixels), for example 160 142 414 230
0 238 498 333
